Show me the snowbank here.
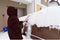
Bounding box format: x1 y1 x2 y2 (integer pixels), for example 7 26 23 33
28 6 60 25
19 6 60 30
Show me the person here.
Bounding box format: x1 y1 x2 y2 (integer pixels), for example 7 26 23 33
7 6 23 40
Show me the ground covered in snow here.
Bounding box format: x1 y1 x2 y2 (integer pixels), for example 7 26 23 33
0 32 32 40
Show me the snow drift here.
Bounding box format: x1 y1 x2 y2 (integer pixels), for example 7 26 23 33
19 6 60 30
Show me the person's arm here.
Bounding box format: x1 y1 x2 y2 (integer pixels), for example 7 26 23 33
19 21 23 29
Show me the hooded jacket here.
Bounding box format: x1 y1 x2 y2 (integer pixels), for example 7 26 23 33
7 6 23 39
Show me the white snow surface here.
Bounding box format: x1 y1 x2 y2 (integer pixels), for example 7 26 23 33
19 16 28 21
19 6 60 29
0 32 33 40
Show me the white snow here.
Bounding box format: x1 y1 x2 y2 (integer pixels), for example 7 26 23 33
19 6 60 30
19 16 28 21
0 32 32 40
28 6 60 26
1 6 60 40
18 6 60 39
0 32 10 40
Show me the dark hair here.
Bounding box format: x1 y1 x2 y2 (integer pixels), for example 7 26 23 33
7 6 17 16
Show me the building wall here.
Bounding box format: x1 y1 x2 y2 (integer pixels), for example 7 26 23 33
0 6 7 31
27 0 35 14
18 8 24 17
41 0 48 6
35 0 41 12
27 0 41 14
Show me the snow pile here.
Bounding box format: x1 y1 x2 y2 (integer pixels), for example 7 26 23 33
19 6 60 30
28 6 60 26
28 6 60 30
19 16 28 21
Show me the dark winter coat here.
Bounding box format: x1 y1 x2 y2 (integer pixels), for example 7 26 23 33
7 6 23 39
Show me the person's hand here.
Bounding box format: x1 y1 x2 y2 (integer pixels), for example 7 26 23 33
23 20 27 22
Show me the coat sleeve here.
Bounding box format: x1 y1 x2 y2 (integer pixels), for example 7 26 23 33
19 21 23 28
12 18 23 30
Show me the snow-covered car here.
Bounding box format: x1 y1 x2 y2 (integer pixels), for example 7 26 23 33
19 6 60 39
